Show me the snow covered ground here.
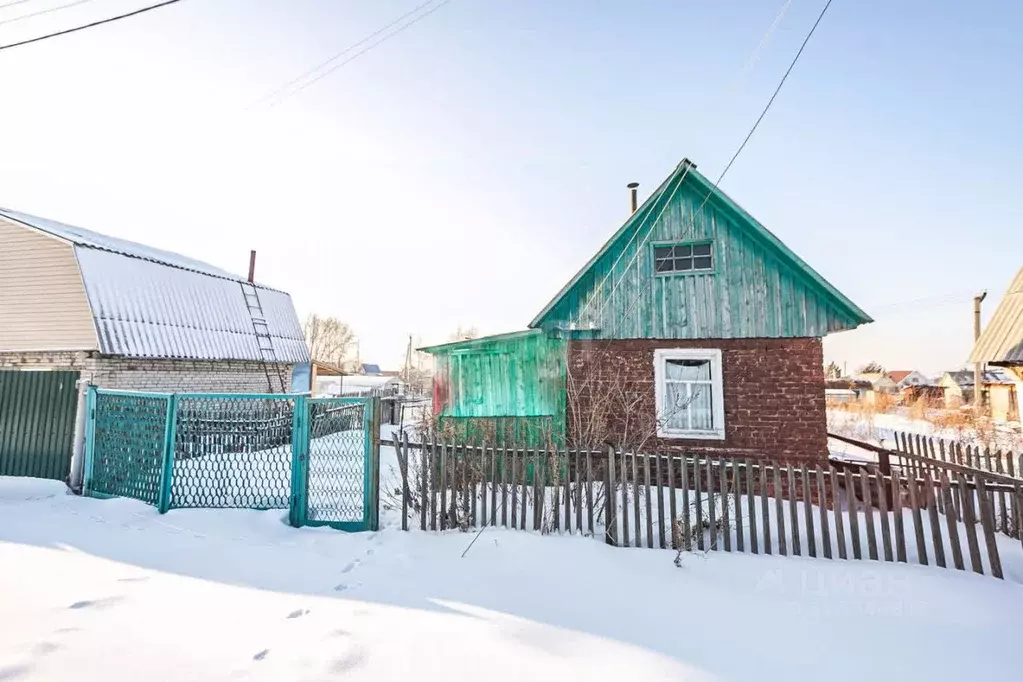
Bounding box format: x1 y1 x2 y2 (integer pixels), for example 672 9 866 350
3 477 1023 681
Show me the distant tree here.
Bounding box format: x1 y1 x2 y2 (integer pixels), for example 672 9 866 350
858 360 885 374
303 314 355 366
448 325 479 342
824 361 842 380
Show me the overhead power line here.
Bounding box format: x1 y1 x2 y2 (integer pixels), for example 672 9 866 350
251 0 438 109
0 0 186 52
0 0 38 10
259 0 455 108
0 0 101 28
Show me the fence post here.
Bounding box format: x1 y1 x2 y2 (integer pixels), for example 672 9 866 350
81 386 98 497
367 397 381 531
288 395 308 528
157 394 179 514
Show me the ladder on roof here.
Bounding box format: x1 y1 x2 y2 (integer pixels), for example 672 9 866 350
240 281 289 394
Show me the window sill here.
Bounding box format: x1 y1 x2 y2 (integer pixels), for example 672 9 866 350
656 429 726 441
654 270 715 277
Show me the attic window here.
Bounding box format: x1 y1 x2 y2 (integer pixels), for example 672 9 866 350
654 242 713 274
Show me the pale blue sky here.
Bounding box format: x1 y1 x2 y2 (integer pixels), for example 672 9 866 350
1 0 1020 373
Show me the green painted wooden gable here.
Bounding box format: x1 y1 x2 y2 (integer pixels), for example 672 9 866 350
530 160 871 339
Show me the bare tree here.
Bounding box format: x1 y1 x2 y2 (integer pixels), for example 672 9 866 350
448 326 479 342
824 361 842 380
303 314 355 366
401 335 433 395
857 360 885 374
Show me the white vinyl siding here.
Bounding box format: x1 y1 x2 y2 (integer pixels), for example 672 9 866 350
654 348 725 439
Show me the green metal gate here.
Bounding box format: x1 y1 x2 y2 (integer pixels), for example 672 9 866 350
0 370 79 480
83 388 379 533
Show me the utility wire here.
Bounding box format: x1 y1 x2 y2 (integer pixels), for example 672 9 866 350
0 0 100 27
263 0 455 108
250 0 439 109
0 0 38 10
0 0 185 52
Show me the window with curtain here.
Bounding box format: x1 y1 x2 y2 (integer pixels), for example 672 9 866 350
654 348 724 439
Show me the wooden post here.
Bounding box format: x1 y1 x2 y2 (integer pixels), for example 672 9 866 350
681 456 691 552
787 465 800 556
747 460 759 554
420 438 428 531
874 466 893 562
994 450 1007 534
817 466 832 559
439 442 448 531
843 468 861 560
907 467 927 565
940 473 965 570
761 463 771 555
563 450 571 534
519 446 528 531
621 453 630 548
800 464 815 558
491 445 498 527
735 459 745 553
574 449 582 533
632 450 641 548
657 454 667 550
399 436 409 531
646 454 655 549
500 445 508 528
708 458 717 551
668 453 678 550
605 445 617 546
720 460 731 552
958 472 983 574
510 447 519 529
586 449 594 535
861 468 878 561
891 467 906 562
923 470 946 568
695 456 704 551
976 477 1003 579
774 462 786 556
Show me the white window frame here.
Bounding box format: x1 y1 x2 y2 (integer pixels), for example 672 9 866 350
653 348 725 440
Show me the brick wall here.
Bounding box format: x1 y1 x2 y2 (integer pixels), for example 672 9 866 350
0 351 293 393
567 338 827 462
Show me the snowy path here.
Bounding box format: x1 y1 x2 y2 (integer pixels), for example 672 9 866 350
2 478 1023 681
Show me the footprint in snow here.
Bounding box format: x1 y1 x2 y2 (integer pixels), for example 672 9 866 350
116 576 150 583
252 649 269 661
32 642 60 656
286 609 310 619
340 560 360 574
68 595 124 610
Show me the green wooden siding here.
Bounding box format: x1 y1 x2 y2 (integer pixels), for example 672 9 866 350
426 331 566 443
532 163 870 339
0 370 79 480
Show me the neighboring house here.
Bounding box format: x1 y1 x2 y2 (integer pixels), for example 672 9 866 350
969 265 1023 421
939 368 1017 418
0 207 309 391
359 363 382 375
825 378 872 404
420 159 871 460
887 370 928 389
851 373 898 394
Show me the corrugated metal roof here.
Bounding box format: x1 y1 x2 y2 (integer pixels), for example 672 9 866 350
970 266 1023 365
0 206 309 363
0 206 245 283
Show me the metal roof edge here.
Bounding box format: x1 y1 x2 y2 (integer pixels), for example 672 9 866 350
418 329 540 354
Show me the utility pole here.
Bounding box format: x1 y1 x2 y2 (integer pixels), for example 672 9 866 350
404 334 413 384
973 291 987 409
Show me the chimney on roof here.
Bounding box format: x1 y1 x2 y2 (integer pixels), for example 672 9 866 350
627 182 639 214
248 250 256 283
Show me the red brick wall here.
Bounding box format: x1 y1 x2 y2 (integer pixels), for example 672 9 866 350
566 338 827 462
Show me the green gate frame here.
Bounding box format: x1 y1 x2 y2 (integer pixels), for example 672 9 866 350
83 388 380 532
289 396 380 532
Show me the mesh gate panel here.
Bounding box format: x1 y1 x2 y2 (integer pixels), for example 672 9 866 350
170 396 294 509
306 400 367 523
88 392 169 505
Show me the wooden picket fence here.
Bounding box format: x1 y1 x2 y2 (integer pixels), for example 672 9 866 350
392 434 1023 580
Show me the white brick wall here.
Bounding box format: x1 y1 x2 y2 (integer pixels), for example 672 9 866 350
0 351 295 393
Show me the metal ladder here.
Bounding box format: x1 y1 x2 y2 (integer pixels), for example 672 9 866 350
240 282 288 393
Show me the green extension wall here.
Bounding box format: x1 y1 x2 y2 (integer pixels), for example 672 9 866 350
0 370 79 481
425 331 566 444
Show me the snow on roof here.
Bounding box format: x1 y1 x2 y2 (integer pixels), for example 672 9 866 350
0 206 308 363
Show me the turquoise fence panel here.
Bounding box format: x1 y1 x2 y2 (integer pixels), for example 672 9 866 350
84 388 171 505
169 394 296 509
295 397 378 531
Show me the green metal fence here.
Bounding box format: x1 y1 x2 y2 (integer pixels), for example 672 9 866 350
0 370 80 481
83 388 379 531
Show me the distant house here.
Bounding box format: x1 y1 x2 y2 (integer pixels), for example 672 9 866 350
0 207 309 480
939 368 1017 418
887 370 928 389
421 158 871 460
825 378 872 404
969 265 1023 421
359 363 382 375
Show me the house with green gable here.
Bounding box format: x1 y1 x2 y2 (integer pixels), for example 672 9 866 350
421 159 871 460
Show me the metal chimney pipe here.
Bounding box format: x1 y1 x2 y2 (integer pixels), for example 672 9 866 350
248 250 256 283
627 182 639 213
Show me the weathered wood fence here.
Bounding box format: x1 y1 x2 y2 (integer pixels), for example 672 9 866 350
392 434 1022 580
